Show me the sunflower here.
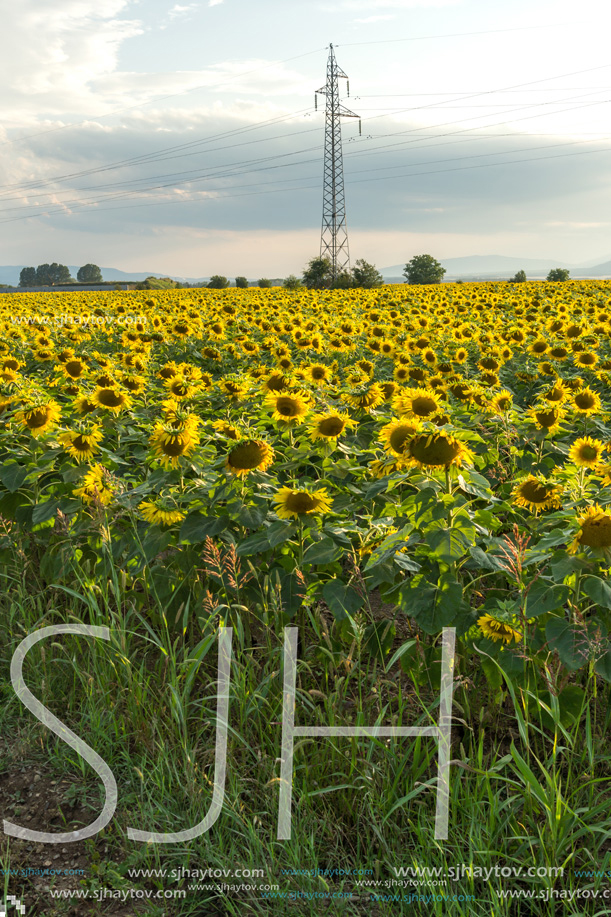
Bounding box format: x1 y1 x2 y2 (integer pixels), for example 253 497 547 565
165 376 196 400
226 440 274 477
212 420 241 440
139 499 186 527
407 430 474 469
149 422 200 469
490 390 513 413
92 386 132 414
62 358 88 380
307 363 333 385
527 405 565 435
477 613 522 645
15 400 61 437
265 392 309 425
379 418 421 458
262 372 291 393
393 387 442 420
574 351 598 369
540 382 567 404
511 476 562 512
571 387 602 416
569 504 611 555
309 411 355 442
273 486 333 520
342 383 385 412
569 437 605 469
73 464 115 507
58 426 104 463
74 395 97 415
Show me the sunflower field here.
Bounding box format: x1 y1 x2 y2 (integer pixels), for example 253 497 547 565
2 280 611 914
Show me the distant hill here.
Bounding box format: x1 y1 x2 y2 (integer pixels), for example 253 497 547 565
0 266 208 286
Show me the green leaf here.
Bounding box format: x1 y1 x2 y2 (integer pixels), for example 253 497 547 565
545 617 592 671
0 462 28 493
303 537 343 566
235 530 270 557
267 521 295 548
582 575 611 610
322 579 364 620
425 513 475 562
32 499 60 525
594 647 611 682
525 580 570 617
179 512 227 543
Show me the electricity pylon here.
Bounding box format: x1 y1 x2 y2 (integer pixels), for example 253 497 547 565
315 44 360 282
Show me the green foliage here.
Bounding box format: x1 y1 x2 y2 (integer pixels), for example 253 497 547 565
351 258 383 288
547 267 570 282
135 276 178 290
258 278 272 288
19 267 36 287
403 254 446 285
207 275 230 289
302 255 333 289
77 263 103 283
283 274 303 290
34 263 73 285
510 269 527 283
234 276 249 288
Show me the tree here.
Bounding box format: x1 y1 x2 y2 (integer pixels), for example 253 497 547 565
258 278 272 288
235 276 249 288
331 270 354 290
35 263 73 285
77 263 103 283
546 267 570 282
352 258 383 288
19 267 36 287
302 256 333 290
283 274 302 290
207 275 229 289
509 270 527 283
403 254 446 285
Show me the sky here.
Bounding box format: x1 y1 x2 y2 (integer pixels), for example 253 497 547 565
0 0 610 277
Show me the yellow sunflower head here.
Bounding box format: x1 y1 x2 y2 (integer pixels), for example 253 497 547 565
407 430 474 469
571 387 602 416
139 498 186 527
92 386 132 414
73 464 115 507
226 440 274 477
511 475 563 513
265 391 310 424
569 504 611 556
477 613 522 645
392 387 442 420
58 426 104 463
309 411 355 442
273 486 333 520
15 400 61 437
569 437 605 469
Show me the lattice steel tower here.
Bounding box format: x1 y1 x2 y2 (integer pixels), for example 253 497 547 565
315 44 360 281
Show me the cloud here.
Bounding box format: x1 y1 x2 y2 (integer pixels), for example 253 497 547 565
354 14 395 22
324 0 457 9
0 0 143 120
208 0 224 6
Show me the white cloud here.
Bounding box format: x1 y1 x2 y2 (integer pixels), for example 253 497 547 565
354 14 395 21
0 0 143 120
208 0 224 6
325 0 457 9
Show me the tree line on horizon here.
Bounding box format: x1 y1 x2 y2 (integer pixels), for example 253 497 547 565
19 263 103 286
16 256 573 291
